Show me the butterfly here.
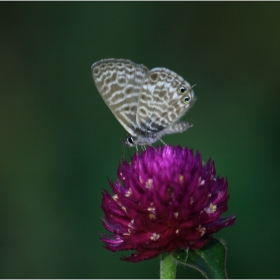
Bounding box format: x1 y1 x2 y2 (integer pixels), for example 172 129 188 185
91 58 196 147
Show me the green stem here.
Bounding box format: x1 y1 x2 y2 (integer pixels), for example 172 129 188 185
160 252 177 279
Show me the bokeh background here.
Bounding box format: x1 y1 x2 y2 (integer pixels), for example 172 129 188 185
1 2 280 278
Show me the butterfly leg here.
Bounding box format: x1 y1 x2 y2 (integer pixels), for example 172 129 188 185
159 138 167 146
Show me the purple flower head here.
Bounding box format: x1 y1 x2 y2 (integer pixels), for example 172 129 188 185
101 146 235 262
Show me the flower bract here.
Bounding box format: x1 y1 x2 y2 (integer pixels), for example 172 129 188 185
101 146 235 262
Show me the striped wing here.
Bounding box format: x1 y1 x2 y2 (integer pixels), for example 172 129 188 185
91 59 148 137
136 67 195 134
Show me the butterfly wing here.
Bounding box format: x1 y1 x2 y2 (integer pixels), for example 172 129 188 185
91 59 148 137
136 67 195 135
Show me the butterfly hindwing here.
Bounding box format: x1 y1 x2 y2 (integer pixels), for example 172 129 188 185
136 68 195 134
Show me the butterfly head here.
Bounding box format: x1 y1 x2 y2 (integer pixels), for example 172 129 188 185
123 135 137 147
123 134 156 147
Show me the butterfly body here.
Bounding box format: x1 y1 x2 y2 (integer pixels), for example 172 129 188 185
91 59 196 147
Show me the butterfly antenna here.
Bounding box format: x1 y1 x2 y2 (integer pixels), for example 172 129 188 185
120 139 126 166
120 139 129 166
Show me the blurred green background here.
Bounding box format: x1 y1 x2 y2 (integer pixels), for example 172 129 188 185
1 2 280 278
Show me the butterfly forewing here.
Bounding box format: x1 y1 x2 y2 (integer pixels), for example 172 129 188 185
91 59 148 137
136 68 195 134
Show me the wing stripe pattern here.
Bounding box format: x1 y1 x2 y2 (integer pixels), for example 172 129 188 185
92 59 148 136
136 68 195 134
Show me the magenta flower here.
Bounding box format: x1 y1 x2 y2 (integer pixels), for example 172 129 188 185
101 146 235 262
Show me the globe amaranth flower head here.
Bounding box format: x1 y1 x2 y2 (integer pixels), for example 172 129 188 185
101 145 235 262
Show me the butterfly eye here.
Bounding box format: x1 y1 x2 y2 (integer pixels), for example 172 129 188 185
182 95 191 104
125 135 135 146
178 86 187 95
